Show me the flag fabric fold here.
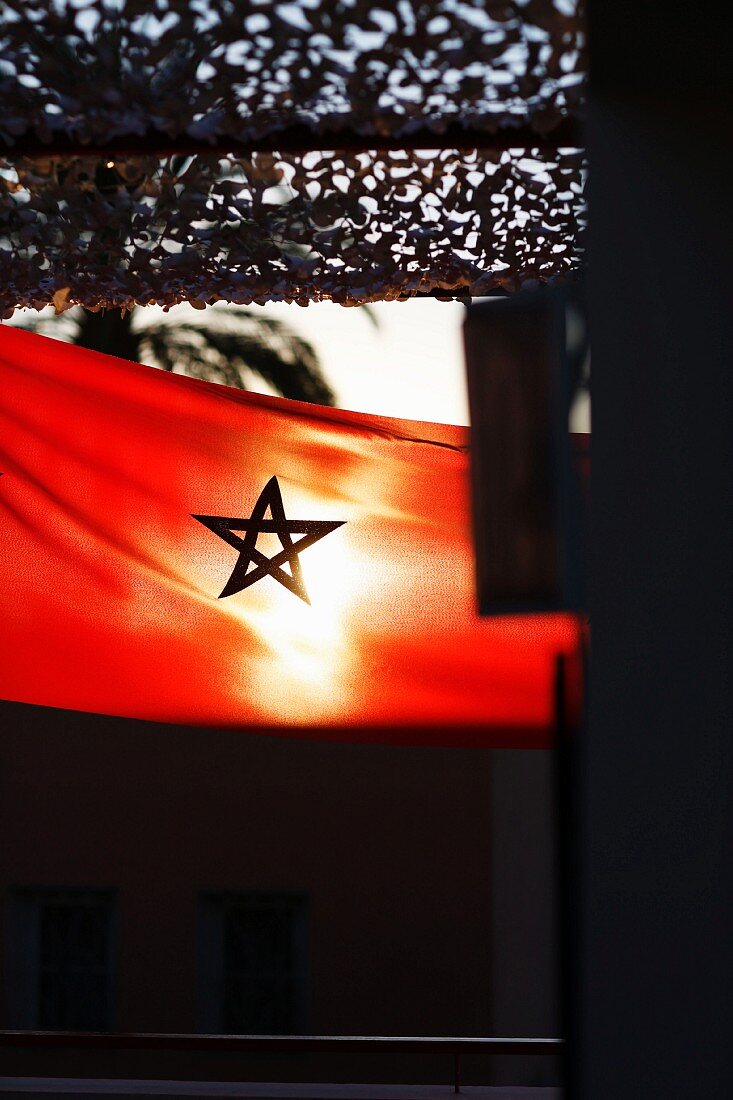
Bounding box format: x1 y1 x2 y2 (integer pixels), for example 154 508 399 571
0 325 580 746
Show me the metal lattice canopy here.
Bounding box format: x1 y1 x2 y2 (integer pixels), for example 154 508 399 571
0 1 586 314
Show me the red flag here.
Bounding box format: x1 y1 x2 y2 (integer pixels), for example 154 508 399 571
0 325 581 746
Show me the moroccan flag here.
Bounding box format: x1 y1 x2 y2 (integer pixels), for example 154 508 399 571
0 325 580 746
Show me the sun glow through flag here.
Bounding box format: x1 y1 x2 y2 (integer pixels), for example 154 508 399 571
0 325 581 746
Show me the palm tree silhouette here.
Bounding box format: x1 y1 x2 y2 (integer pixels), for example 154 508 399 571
19 303 336 406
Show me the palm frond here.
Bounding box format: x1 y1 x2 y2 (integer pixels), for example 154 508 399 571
138 326 244 390
137 308 335 406
358 304 382 331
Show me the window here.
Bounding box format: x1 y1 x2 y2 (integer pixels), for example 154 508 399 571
197 893 308 1034
5 888 115 1030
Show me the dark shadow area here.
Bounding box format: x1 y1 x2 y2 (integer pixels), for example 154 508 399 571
0 701 561 1087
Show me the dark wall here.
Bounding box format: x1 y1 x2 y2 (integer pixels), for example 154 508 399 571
0 704 493 1042
490 750 560 1087
577 3 733 1097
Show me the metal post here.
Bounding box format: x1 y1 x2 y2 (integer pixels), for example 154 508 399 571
453 1051 461 1093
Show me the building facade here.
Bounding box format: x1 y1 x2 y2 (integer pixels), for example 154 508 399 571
0 700 558 1085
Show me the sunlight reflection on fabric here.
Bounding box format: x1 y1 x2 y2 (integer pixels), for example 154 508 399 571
225 509 363 724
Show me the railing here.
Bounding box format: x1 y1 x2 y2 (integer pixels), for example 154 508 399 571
0 1033 562 1094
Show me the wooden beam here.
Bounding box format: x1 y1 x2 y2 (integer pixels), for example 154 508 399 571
0 120 584 161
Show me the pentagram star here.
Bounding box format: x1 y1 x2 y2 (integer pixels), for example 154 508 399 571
192 476 345 605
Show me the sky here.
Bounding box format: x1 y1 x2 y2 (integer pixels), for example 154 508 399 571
249 298 589 431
